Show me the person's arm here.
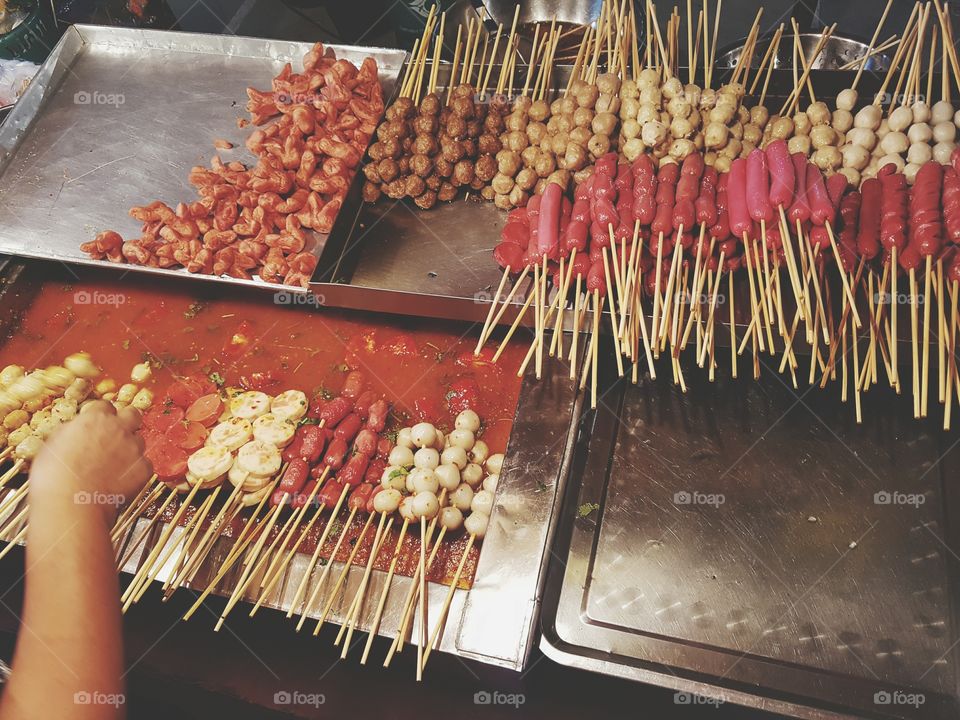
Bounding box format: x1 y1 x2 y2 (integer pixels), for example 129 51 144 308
0 402 151 720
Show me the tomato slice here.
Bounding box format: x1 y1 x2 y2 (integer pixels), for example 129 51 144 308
143 405 185 433
185 393 223 427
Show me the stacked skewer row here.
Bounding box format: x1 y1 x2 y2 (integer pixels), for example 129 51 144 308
364 1 960 427
41 362 503 679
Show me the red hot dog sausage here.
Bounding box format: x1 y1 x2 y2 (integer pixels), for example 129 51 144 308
727 158 752 239
745 149 774 223
765 139 794 209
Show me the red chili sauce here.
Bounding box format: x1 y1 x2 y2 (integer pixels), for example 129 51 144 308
0 270 525 587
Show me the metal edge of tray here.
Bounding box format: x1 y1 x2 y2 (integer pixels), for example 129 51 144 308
108 351 581 672
0 24 407 295
538 348 960 720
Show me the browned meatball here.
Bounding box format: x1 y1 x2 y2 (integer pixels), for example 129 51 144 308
419 93 441 116
451 83 475 99
446 114 467 139
362 180 381 203
451 96 475 119
380 137 401 158
367 141 384 161
480 185 496 201
452 160 475 186
461 139 477 157
512 96 532 113
415 190 438 209
377 119 405 141
438 181 457 202
410 153 433 178
466 119 483 138
475 154 497 182
384 178 406 199
412 134 439 155
405 174 426 197
490 95 510 116
520 145 539 167
362 163 382 183
470 176 485 190
425 173 441 191
478 133 501 155
484 112 505 133
392 96 415 118
377 158 399 183
435 158 454 178
413 115 439 136
441 139 466 163
526 121 547 145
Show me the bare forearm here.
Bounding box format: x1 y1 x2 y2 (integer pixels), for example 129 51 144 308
1 487 125 720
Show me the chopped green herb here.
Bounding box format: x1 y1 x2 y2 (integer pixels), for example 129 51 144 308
383 429 399 444
208 371 225 387
299 417 320 426
388 467 409 480
183 301 207 319
577 502 600 518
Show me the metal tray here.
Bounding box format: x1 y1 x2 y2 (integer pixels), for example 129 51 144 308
0 25 407 293
540 347 960 718
0 257 581 673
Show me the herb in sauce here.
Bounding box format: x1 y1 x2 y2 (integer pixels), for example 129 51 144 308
183 301 207 319
208 371 225 387
577 502 600 518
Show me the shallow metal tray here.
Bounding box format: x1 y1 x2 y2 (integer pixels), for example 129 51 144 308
0 258 581 673
0 25 406 293
540 348 960 718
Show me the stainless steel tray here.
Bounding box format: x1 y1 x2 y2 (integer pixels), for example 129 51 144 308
540 349 960 718
0 258 581 673
0 25 407 293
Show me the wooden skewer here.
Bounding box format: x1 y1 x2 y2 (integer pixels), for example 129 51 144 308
360 518 411 664
160 486 220 593
128 485 221 606
853 0 895 89
291 495 355 628
749 24 784 96
337 514 393 655
420 533 476 672
181 479 277 621
921 255 933 417
111 481 163 546
416 516 427 680
478 268 530 350
117 486 177 571
312 512 376 637
111 474 159 539
385 520 448 663
122 481 202 606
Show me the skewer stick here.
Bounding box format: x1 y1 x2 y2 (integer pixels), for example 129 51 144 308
360 518 411 664
288 484 351 623
476 266 512 354
492 283 536 363
312 513 375 637
161 487 220 593
338 514 393 654
122 481 202 605
117 487 177 571
181 481 275 621
911 267 921 418
111 474 159 538
780 24 836 116
480 268 531 350
728 272 738 378
111 481 163 545
164 480 245 593
602 248 625 376
416 516 427 681
749 24 783 96
853 0 895 90
837 35 900 72
421 533 476 672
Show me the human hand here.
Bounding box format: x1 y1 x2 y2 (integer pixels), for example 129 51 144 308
29 401 152 521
